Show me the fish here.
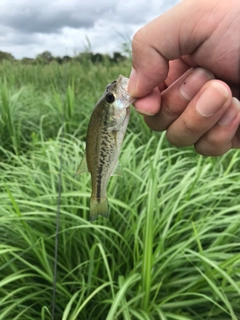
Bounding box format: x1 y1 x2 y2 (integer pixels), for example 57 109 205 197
76 75 135 221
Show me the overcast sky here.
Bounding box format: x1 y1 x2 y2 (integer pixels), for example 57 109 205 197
0 0 180 59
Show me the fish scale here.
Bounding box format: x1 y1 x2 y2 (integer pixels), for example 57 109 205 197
95 129 116 201
76 75 135 221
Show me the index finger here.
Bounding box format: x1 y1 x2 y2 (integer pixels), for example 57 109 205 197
128 0 216 97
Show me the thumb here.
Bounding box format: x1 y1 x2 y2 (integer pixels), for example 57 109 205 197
128 0 218 97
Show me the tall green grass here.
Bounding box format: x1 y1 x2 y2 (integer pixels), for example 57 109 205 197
0 60 240 319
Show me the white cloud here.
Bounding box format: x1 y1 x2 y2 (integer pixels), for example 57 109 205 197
0 0 180 59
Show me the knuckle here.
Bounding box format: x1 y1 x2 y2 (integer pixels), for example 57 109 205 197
166 129 186 147
180 117 200 136
166 118 200 147
132 28 146 48
195 132 230 156
166 132 180 146
194 144 213 156
161 88 188 122
161 102 181 121
144 116 163 132
195 144 227 156
166 117 205 147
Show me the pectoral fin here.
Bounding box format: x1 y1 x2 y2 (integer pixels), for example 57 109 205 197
74 153 88 177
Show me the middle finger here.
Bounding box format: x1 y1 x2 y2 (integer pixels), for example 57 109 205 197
145 67 214 131
167 80 232 147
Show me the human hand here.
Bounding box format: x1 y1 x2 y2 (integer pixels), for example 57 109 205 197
128 0 240 156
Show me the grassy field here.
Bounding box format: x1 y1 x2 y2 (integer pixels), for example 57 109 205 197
0 59 240 320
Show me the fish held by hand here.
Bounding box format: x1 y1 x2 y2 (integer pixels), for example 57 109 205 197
76 75 136 221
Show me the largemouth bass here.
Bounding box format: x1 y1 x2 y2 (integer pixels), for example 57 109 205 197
76 75 135 221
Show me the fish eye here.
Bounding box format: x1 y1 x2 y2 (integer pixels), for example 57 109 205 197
106 93 115 103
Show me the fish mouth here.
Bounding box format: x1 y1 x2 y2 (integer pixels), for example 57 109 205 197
106 75 136 105
106 80 117 93
117 75 136 105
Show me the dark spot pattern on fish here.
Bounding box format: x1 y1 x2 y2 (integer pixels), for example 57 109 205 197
81 75 134 220
100 158 105 165
96 129 113 201
96 164 103 201
100 151 107 159
101 140 108 147
103 135 111 143
103 117 108 127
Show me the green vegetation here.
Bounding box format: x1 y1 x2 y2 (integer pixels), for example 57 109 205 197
0 57 240 320
0 50 128 65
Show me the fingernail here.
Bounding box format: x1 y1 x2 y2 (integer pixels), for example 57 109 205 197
128 67 137 95
218 97 240 126
196 82 229 117
232 97 240 111
135 108 155 116
180 68 214 100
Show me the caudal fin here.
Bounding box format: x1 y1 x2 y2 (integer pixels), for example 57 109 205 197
90 197 109 221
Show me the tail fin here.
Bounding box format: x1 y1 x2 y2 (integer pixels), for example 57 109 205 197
90 197 109 221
